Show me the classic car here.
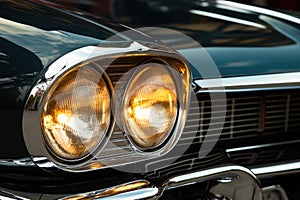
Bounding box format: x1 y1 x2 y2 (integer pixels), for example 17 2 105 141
1 0 300 199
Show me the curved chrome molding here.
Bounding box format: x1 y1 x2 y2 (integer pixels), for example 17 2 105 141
194 72 300 92
58 165 261 199
0 157 35 167
0 165 263 200
166 164 262 200
22 41 191 173
61 180 159 200
251 161 300 178
167 164 258 188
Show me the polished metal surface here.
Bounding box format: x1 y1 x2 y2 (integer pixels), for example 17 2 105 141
61 180 159 200
181 92 300 146
0 164 264 199
22 41 191 173
145 151 228 179
251 161 300 178
0 157 35 167
166 165 262 200
194 72 300 92
167 165 256 186
39 165 261 200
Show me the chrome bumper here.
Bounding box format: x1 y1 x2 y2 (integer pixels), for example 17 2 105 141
1 164 291 200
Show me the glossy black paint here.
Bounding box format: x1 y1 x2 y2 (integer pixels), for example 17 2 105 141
0 0 299 162
113 0 300 79
0 0 127 158
0 1 300 199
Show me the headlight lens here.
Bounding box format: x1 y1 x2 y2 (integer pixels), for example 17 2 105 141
123 62 178 149
41 66 111 160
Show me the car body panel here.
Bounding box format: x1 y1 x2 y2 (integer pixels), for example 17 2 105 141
0 0 127 159
1 0 300 199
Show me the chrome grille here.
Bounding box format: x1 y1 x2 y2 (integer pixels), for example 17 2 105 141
145 151 228 179
145 91 300 177
229 143 300 166
96 59 135 160
180 92 300 146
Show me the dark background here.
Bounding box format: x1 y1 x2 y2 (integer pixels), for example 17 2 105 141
49 0 300 20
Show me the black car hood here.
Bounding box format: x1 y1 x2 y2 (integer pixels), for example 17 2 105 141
116 0 300 79
180 44 300 79
179 13 300 79
0 0 127 158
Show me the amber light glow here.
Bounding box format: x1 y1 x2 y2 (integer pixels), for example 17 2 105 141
41 66 111 160
124 63 178 149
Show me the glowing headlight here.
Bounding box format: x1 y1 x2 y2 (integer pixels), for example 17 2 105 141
41 66 111 160
123 62 178 149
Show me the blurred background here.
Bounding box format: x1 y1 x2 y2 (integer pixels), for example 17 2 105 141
48 0 300 19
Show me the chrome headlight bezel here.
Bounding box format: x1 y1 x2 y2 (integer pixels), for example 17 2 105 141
22 42 191 172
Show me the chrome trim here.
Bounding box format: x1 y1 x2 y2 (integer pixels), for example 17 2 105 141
167 165 257 188
251 161 300 178
22 41 191 173
194 72 300 92
226 140 300 153
59 165 262 199
166 165 262 200
0 158 35 167
0 165 263 200
61 180 159 200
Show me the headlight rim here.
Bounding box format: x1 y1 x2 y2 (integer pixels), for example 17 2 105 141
119 58 183 152
22 44 191 173
40 62 115 164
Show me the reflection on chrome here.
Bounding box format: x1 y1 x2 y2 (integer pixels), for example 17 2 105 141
61 181 159 200
215 4 252 14
195 72 300 91
251 161 300 177
218 0 300 25
190 9 266 29
23 39 191 173
168 165 256 185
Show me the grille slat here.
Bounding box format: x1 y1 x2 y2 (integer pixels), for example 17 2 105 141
161 88 300 176
183 92 300 144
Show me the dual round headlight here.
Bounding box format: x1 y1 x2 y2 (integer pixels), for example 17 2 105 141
123 63 178 149
41 66 111 160
41 59 188 162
